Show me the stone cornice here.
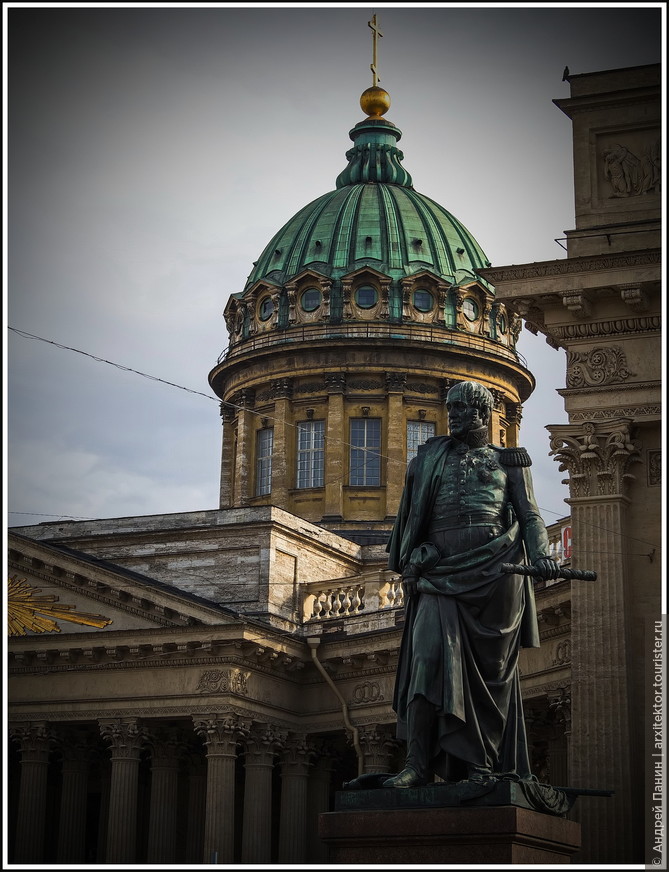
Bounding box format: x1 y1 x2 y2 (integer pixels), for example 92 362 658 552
478 249 660 284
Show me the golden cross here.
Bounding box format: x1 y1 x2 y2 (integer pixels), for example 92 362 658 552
368 14 383 87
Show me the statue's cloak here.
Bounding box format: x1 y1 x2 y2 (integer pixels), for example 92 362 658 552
387 435 542 779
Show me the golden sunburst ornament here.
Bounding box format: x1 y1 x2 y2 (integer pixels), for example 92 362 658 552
8 575 113 636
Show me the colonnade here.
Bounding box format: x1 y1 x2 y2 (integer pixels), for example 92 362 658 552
8 715 398 865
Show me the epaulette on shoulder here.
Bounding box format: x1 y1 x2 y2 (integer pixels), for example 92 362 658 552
499 447 532 467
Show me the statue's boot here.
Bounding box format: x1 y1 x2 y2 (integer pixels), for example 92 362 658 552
466 763 495 783
383 697 434 788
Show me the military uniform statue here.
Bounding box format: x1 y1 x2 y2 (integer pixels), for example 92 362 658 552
384 380 560 787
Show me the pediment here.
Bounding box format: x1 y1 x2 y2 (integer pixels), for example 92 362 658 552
8 532 238 637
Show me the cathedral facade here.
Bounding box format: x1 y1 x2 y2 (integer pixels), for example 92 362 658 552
7 63 661 865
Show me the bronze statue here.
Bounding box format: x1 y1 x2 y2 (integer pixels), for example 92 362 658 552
384 380 560 788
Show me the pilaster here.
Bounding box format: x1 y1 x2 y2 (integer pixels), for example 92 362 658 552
323 373 346 519
232 389 255 505
269 378 293 505
219 401 236 508
385 373 406 517
548 418 642 862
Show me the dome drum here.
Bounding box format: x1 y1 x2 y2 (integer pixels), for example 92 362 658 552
221 270 519 361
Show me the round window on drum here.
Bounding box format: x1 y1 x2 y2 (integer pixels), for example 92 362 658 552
301 287 322 312
413 288 434 312
259 297 274 321
355 285 378 309
463 298 479 322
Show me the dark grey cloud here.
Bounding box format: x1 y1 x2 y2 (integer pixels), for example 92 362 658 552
6 3 662 527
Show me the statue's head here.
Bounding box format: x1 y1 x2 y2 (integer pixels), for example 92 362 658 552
446 381 493 437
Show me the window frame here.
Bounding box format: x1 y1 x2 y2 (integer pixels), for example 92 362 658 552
296 419 325 489
255 427 274 496
349 417 382 487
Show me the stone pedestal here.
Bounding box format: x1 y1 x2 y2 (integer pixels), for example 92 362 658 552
320 805 581 864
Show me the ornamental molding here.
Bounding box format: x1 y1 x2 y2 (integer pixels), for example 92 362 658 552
293 381 326 395
9 650 306 676
349 680 386 706
648 450 661 487
522 680 571 699
566 345 635 389
479 250 660 283
406 382 439 395
347 379 384 391
551 315 660 341
568 405 661 421
547 419 642 499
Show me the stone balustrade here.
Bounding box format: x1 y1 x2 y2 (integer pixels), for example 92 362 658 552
302 570 403 622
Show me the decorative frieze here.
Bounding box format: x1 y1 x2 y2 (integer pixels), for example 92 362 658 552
406 382 438 395
566 345 635 389
347 379 384 391
569 405 660 421
548 419 642 498
196 669 249 696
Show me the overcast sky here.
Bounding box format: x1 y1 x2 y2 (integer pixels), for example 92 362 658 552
4 3 663 533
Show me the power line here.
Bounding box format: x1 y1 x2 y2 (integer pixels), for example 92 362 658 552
8 326 660 551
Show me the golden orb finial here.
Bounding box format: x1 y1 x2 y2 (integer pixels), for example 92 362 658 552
360 85 391 118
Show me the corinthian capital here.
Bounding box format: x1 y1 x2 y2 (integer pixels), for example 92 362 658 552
547 419 642 499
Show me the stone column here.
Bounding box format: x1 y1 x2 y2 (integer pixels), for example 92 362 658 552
10 721 51 863
505 401 522 448
146 727 183 864
548 419 642 862
323 373 346 520
193 714 249 864
358 724 398 774
385 373 406 517
56 727 92 863
219 402 236 508
277 734 314 863
307 751 336 863
232 389 255 505
241 724 286 864
99 718 145 864
269 378 293 505
185 752 207 863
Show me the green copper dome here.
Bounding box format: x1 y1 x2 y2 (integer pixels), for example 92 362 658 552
244 116 491 291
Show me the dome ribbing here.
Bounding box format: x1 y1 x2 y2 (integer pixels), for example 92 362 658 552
243 116 491 292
